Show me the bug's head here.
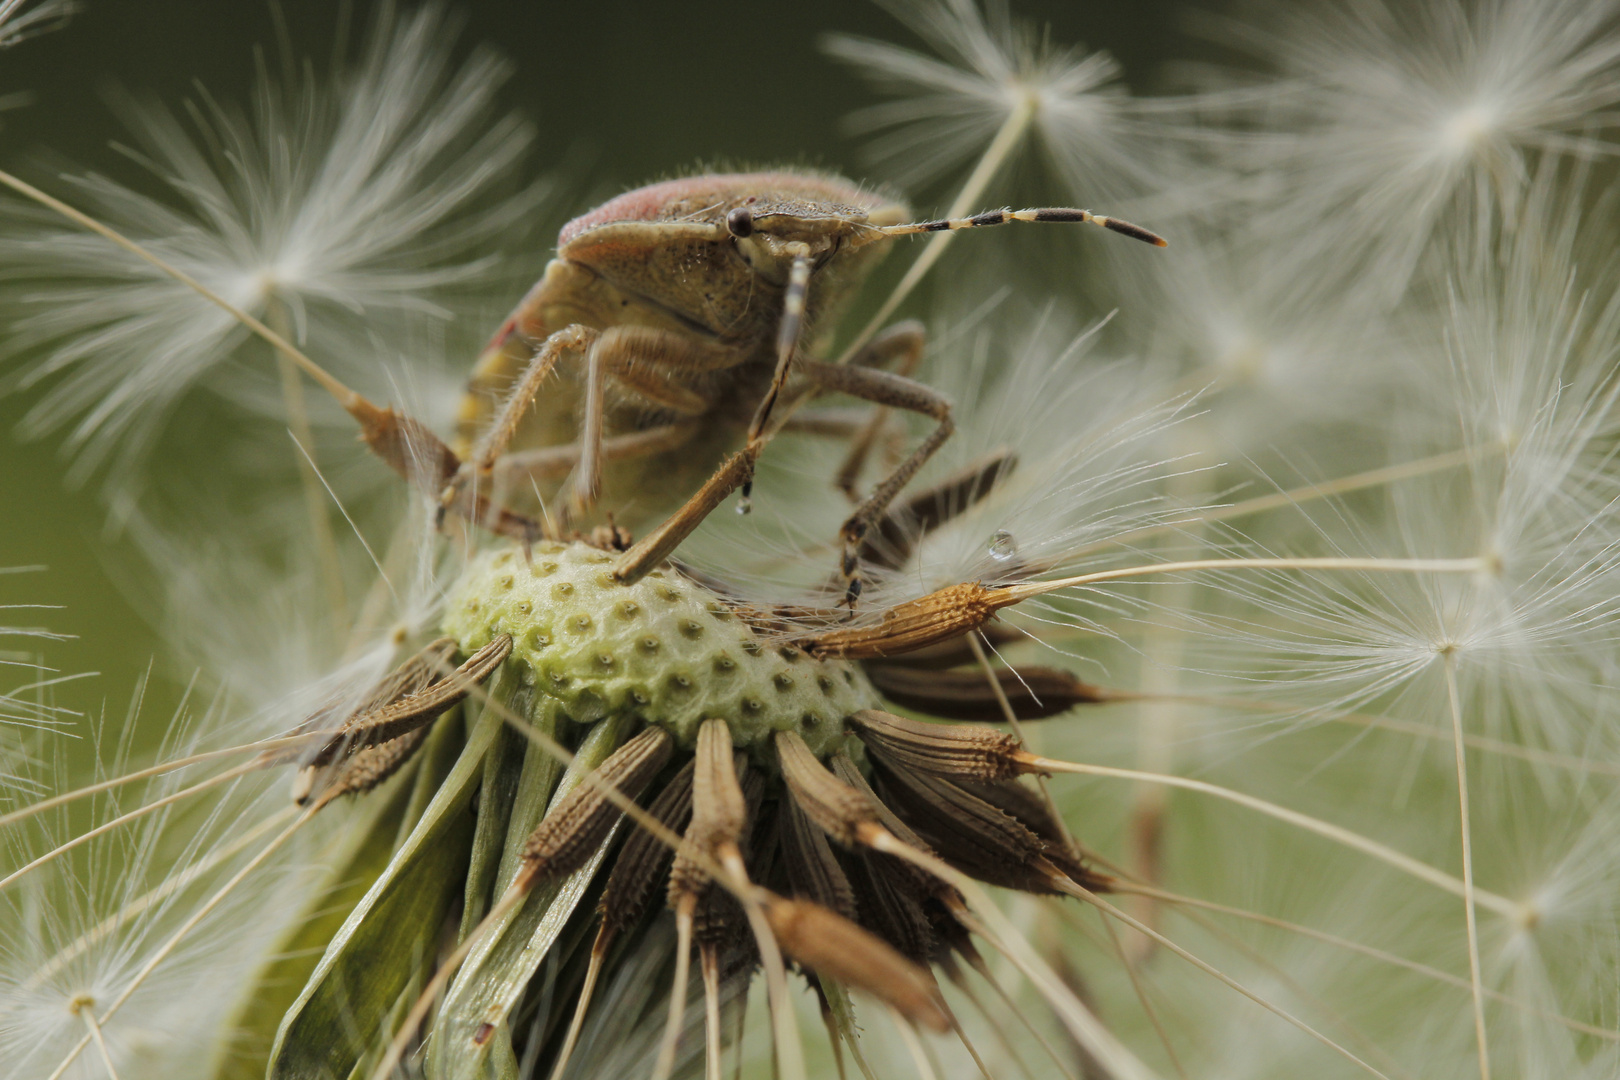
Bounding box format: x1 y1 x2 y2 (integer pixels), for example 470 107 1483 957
556 173 909 336
720 192 906 284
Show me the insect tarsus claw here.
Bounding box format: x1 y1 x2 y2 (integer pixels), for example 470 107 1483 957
843 574 863 612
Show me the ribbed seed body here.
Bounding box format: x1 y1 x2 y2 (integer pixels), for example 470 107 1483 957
519 726 673 885
776 730 879 846
849 708 1023 780
597 759 696 940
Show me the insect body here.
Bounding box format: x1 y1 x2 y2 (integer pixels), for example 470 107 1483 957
452 171 909 526
445 169 1164 600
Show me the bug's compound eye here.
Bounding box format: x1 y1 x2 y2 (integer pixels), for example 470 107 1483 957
726 206 754 238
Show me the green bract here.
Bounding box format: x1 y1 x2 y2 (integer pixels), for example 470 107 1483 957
443 542 877 757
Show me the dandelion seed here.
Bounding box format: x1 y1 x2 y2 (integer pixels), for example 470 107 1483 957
825 0 1173 203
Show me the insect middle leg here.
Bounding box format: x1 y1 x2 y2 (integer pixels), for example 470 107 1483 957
564 326 733 518
826 319 926 500
796 359 954 603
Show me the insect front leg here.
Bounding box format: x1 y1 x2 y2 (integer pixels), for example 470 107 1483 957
440 323 598 535
796 359 955 605
611 244 819 583
454 272 556 458
611 446 761 585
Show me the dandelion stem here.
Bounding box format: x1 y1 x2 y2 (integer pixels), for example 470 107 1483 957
702 947 725 1080
288 432 399 605
45 805 317 1080
1025 755 1520 916
1096 906 1187 1080
547 939 604 1080
1445 655 1493 1080
889 1006 939 1080
942 959 1042 1080
835 91 1037 366
1125 461 1207 963
268 299 348 634
0 168 364 414
652 902 696 1080
940 998 994 1080
723 848 807 1080
0 759 262 891
952 945 1082 1080
1059 881 1393 1080
1150 897 1414 1080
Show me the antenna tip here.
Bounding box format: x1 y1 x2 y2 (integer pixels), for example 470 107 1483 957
1099 216 1168 246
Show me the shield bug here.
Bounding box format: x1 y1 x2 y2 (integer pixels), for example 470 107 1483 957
442 169 1165 601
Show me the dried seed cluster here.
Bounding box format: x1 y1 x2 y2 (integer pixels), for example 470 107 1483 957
443 542 877 755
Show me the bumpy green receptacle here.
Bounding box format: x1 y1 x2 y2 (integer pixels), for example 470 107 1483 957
443 542 877 756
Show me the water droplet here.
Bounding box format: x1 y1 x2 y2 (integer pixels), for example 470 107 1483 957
736 495 752 515
988 530 1017 561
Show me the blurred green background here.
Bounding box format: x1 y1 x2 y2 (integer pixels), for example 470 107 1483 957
0 0 1188 741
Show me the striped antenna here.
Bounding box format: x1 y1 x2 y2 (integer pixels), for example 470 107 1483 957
876 207 1167 247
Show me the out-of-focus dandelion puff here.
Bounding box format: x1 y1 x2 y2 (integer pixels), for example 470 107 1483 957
0 503 469 1078
1134 223 1415 471
1205 0 1620 301
0 693 301 1080
0 2 549 488
119 501 443 721
823 0 1175 204
0 0 74 48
